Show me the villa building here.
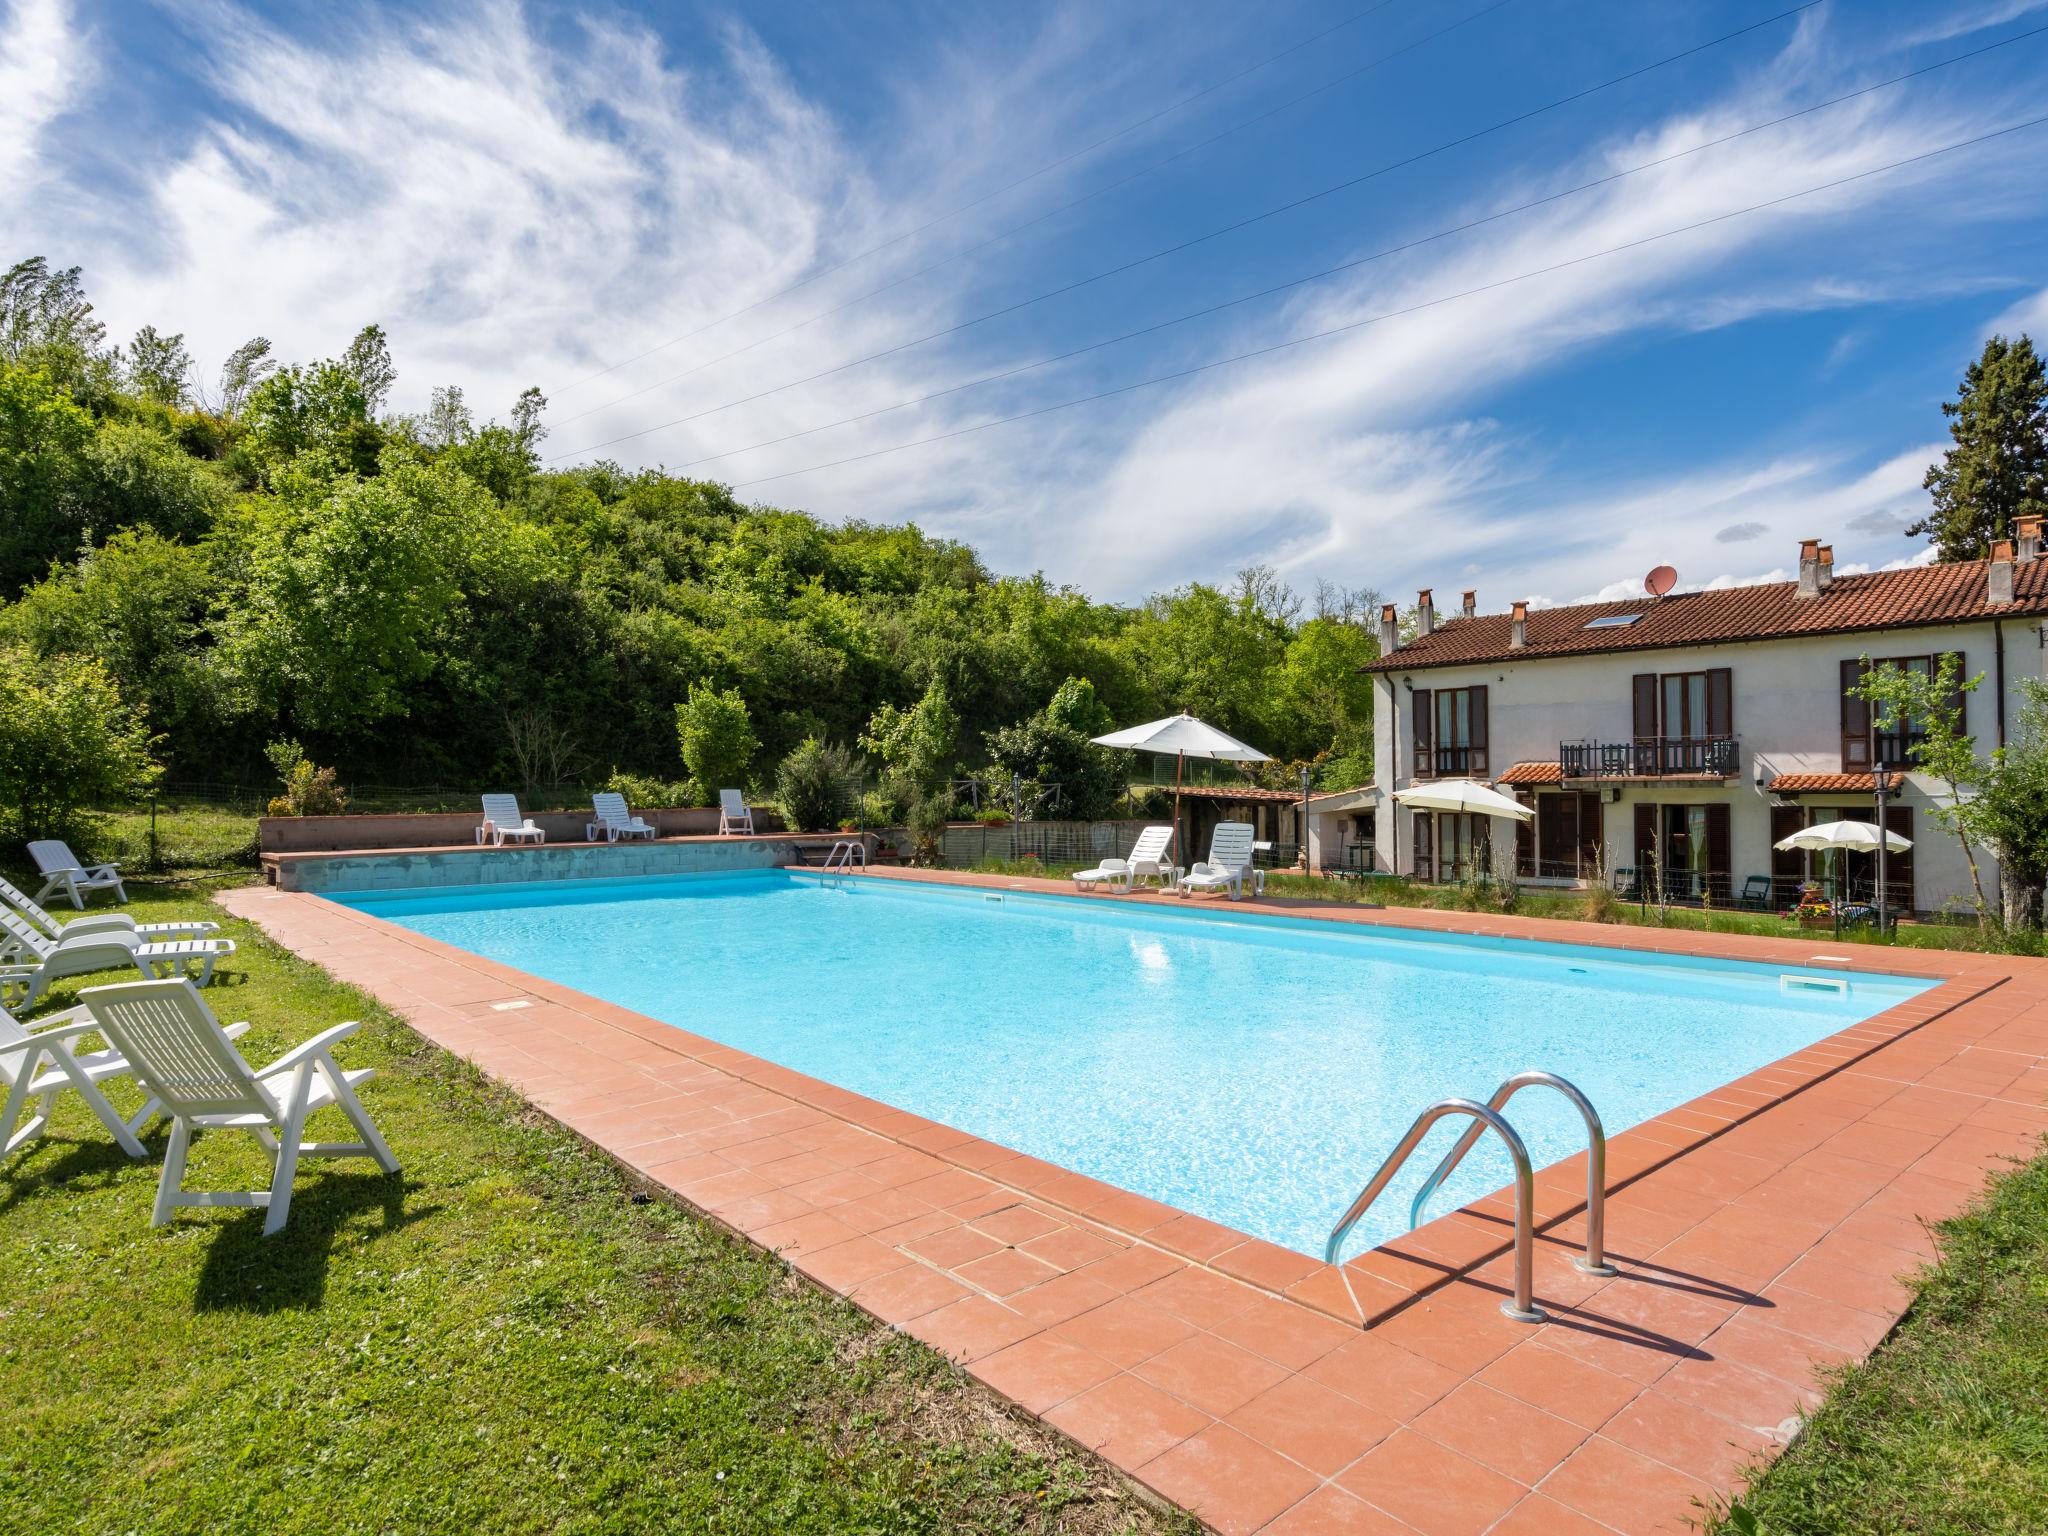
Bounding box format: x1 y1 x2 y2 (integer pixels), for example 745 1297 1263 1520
1351 520 2048 914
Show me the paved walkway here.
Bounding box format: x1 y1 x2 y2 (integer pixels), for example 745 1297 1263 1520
219 871 2048 1535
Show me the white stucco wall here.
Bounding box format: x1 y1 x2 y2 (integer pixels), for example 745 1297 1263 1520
1368 610 2048 909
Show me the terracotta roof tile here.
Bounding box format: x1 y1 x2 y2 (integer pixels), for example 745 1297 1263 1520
1367 558 2048 673
1768 773 1877 794
1497 761 1564 786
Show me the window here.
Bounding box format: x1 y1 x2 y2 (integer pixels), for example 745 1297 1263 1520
1519 790 1603 880
1411 685 1488 778
1841 653 1963 772
1632 801 1731 901
1584 613 1643 629
1631 667 1733 774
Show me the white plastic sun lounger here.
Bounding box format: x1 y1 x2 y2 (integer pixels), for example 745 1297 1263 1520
0 873 217 950
1122 825 1178 889
718 788 754 835
1180 821 1262 901
587 791 657 843
82 978 397 1234
1 1001 247 1162
27 840 127 910
0 908 236 1011
1072 858 1131 894
477 793 545 847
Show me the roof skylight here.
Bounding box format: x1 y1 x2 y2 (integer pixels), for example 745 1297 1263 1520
1584 613 1644 629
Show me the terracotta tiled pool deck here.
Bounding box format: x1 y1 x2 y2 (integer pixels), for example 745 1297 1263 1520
219 868 2048 1535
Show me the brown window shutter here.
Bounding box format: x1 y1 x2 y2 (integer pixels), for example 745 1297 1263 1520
1577 790 1604 874
1841 659 1870 770
1412 688 1433 778
1467 685 1488 776
1633 803 1656 872
1704 803 1731 891
1886 805 1914 911
1770 804 1805 906
1942 651 1968 736
1516 794 1535 877
1706 668 1733 737
1632 673 1658 739
1413 810 1433 880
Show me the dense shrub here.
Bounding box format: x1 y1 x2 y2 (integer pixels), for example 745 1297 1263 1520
775 738 855 832
264 738 348 816
675 680 757 803
0 645 160 837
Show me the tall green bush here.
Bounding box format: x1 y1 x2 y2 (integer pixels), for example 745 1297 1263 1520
0 645 159 838
776 738 855 832
675 680 757 804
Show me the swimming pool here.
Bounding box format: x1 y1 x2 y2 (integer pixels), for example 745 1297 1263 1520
334 871 1933 1257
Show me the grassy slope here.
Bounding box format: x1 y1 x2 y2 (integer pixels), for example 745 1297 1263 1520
0 885 1191 1536
1714 1147 2048 1536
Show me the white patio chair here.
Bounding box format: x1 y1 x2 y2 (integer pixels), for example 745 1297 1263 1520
477 793 545 847
1 1001 247 1161
1123 825 1179 889
0 873 217 949
81 978 398 1235
1180 821 1263 901
0 908 235 1011
587 791 657 843
1072 859 1131 894
718 789 754 835
28 840 127 910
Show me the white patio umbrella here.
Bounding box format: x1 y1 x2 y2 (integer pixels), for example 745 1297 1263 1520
1091 712 1270 866
1773 821 1912 853
1390 779 1534 821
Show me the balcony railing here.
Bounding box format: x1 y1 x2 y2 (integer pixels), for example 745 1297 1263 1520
1415 745 1488 779
1559 736 1738 779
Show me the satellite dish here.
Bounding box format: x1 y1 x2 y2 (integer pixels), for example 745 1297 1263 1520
1644 564 1678 597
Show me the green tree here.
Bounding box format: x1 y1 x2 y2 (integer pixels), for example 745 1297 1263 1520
984 683 1130 821
675 680 759 800
0 362 94 593
0 257 110 396
218 452 506 732
1853 653 1988 918
775 737 855 831
242 359 380 481
0 645 160 838
860 678 958 794
214 336 275 419
341 324 397 414
1911 333 2048 559
84 417 231 543
124 324 192 405
1965 679 2048 930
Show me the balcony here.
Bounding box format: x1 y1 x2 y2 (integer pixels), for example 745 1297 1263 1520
1559 736 1739 780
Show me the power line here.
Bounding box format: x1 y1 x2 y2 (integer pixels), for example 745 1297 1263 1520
551 0 1521 432
549 1 1824 463
712 114 2048 492
651 25 2048 478
551 0 1410 395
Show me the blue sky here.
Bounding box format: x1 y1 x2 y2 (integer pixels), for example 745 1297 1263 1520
5 0 2048 606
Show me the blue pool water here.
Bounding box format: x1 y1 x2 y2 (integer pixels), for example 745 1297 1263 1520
334 872 1931 1257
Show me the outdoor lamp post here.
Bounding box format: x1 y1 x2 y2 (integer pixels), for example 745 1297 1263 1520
1299 762 1313 873
1873 762 1893 932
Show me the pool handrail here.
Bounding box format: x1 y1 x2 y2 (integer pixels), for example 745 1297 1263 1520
1324 1097 1546 1324
1407 1069 1618 1278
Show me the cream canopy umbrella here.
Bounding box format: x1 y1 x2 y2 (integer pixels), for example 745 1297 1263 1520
1091 713 1270 866
1773 821 1912 853
1390 779 1534 821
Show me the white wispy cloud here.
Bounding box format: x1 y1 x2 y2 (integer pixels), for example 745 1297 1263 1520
0 0 87 200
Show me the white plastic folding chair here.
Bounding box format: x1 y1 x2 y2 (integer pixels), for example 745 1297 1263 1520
718 789 754 835
477 793 545 847
0 1001 248 1161
0 872 217 947
27 840 127 909
0 908 235 1011
587 791 657 843
81 979 398 1235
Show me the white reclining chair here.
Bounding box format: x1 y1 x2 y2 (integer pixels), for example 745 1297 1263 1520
477 793 545 847
0 909 235 1011
1071 858 1131 894
718 789 754 835
0 873 217 949
1180 821 1263 901
82 978 398 1235
28 840 127 910
587 791 657 843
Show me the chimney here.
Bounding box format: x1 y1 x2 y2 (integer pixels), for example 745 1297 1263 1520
1796 538 1822 599
1378 602 1399 653
2017 513 2044 563
1461 589 1477 620
1510 599 1528 649
1417 588 1435 636
1990 538 2016 606
1817 543 1835 589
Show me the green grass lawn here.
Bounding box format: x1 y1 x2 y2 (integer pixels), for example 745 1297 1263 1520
0 883 1192 1536
1711 1145 2048 1536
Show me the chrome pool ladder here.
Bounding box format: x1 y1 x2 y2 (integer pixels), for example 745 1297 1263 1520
1323 1070 1614 1326
819 839 867 886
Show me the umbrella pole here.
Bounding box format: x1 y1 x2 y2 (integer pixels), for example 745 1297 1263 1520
1173 750 1185 875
